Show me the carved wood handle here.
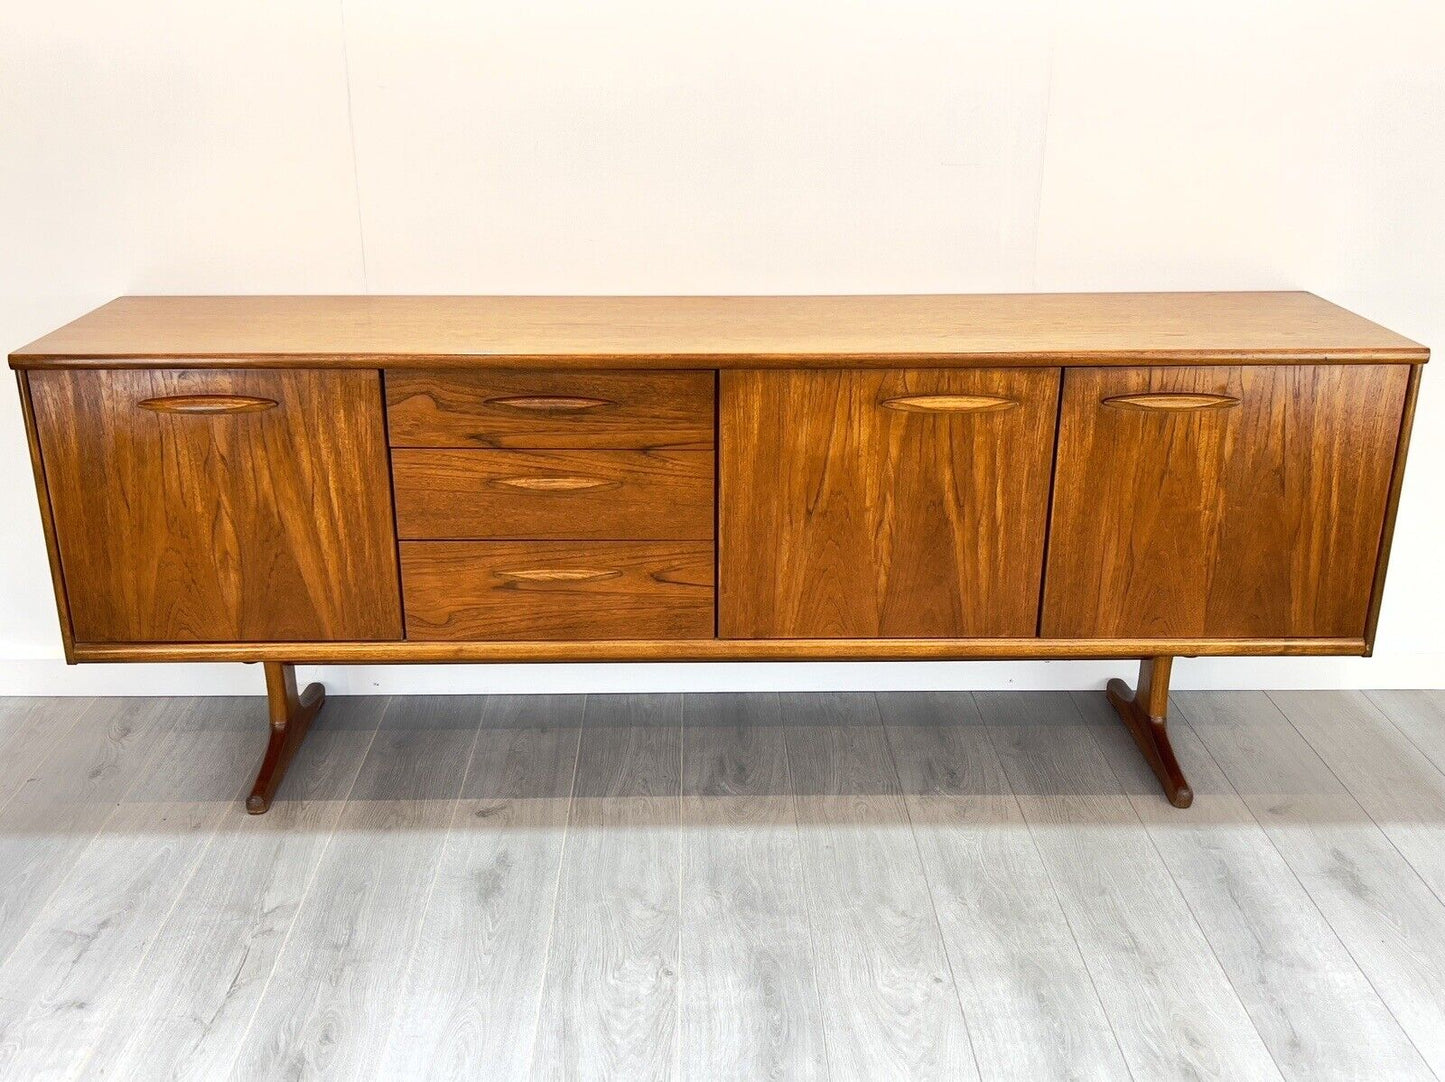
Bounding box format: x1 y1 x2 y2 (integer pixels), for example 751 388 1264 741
137 394 278 415
879 394 1019 414
484 395 613 413
1102 392 1241 413
495 568 622 583
493 476 619 492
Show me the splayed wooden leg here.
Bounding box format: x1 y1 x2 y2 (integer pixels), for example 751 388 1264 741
1106 656 1193 808
247 661 325 814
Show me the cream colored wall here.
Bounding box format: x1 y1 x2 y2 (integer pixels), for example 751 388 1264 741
3 1 1442 693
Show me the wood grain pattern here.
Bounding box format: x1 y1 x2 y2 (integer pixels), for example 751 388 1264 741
1077 691 1431 1080
0 697 255 1082
979 692 1283 1079
1364 362 1423 651
392 449 713 540
720 368 1058 638
224 696 481 1081
67 635 1369 663
15 372 75 659
11 293 1427 367
401 540 714 641
532 694 682 1081
89 697 387 1082
877 692 1131 1079
783 693 978 1080
680 694 828 1081
386 369 714 449
1042 364 1409 639
377 695 582 1080
28 368 402 643
1270 690 1445 906
1180 691 1445 1076
0 698 181 965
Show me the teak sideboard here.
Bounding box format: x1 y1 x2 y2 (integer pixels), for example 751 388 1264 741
10 293 1427 812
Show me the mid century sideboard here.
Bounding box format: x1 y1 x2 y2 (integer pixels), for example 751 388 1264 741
9 293 1427 812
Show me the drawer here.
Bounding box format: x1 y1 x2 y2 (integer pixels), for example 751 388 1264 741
400 540 715 640
393 448 713 540
386 370 714 449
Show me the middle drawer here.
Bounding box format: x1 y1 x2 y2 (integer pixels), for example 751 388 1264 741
392 448 714 540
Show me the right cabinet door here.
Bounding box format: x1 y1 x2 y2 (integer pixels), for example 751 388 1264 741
1042 364 1410 640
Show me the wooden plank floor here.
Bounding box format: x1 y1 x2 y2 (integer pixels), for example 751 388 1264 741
0 690 1442 1081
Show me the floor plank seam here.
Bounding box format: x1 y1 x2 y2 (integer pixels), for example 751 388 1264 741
1362 691 1445 781
1264 690 1445 913
873 692 983 1082
211 695 389 1080
522 693 586 1079
0 698 186 975
973 693 1138 1082
1076 692 1288 1081
1172 695 1441 1080
64 723 256 1082
777 696 835 1082
372 697 491 1072
0 697 96 823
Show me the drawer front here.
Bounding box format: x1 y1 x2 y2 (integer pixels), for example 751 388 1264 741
392 449 714 540
1042 364 1409 639
401 541 715 640
386 370 714 449
28 368 402 642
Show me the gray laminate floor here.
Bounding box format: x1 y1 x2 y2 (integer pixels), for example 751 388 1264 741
0 690 1443 1080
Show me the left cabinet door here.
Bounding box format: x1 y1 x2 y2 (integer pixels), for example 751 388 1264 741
28 369 402 643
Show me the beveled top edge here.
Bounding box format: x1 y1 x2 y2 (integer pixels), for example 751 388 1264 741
11 291 1429 368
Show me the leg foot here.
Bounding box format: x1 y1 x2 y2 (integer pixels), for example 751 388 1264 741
247 662 325 814
1106 656 1193 808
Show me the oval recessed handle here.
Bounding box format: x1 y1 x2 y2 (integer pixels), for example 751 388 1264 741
879 394 1018 414
137 394 277 415
495 567 622 583
484 395 613 413
493 476 619 492
1102 392 1241 413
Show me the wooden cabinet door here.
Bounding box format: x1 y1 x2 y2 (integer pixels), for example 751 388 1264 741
29 369 402 642
719 368 1060 638
1042 364 1409 640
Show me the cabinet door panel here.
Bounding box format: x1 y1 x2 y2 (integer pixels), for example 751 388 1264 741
1042 364 1408 639
720 368 1059 638
30 369 402 642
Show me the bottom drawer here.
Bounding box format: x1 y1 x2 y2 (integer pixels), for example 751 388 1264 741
400 541 715 640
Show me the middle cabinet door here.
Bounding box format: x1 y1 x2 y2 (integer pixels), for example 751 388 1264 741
720 368 1060 638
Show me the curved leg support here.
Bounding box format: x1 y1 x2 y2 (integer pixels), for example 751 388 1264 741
1106 656 1193 808
247 661 325 814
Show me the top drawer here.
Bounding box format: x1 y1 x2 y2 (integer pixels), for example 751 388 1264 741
386 370 714 449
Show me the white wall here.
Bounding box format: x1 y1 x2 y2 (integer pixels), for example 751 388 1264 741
2 1 1442 695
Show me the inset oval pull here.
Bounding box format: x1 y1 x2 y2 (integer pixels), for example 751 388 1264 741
880 394 1018 414
493 476 618 492
496 568 621 583
138 394 277 415
1102 392 1240 413
485 395 613 413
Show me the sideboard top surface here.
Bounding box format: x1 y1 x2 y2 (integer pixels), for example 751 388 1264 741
10 291 1427 369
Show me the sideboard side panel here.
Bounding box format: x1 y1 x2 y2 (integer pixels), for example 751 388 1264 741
1042 364 1409 639
719 367 1060 638
30 368 403 643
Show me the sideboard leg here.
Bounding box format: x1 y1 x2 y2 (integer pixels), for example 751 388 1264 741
1106 656 1193 808
247 662 326 815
